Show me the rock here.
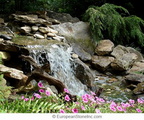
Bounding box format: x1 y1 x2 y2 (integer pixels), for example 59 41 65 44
127 47 144 62
111 45 129 58
0 34 12 40
128 62 144 74
95 40 114 55
71 53 78 59
111 53 137 71
39 27 49 33
111 45 138 71
124 73 144 84
51 21 95 55
0 64 28 82
31 26 39 32
133 82 144 95
0 38 4 42
33 33 45 39
0 40 29 54
47 32 56 37
47 10 80 23
92 55 115 71
0 51 11 61
20 26 31 34
72 43 92 61
9 14 52 26
52 36 65 42
73 58 95 89
48 28 58 34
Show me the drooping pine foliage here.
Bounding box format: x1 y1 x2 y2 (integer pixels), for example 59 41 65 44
84 3 144 46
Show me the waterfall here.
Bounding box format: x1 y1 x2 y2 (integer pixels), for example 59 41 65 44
27 43 87 95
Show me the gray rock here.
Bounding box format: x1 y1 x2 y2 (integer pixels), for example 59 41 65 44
72 43 92 61
128 62 144 74
73 58 95 89
33 33 45 39
111 45 138 71
31 26 39 32
71 53 79 59
92 55 115 71
20 26 31 34
0 34 12 40
39 27 49 33
95 40 114 55
47 32 56 37
124 73 144 84
51 21 96 55
127 47 144 62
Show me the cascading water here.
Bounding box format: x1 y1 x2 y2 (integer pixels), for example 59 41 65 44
27 43 87 95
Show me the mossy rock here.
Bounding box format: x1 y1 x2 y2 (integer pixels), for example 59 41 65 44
0 74 11 99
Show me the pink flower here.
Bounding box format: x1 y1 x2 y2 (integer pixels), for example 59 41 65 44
110 106 117 112
60 109 65 113
110 101 117 108
129 99 135 104
137 98 144 104
64 88 69 93
31 97 35 101
82 97 88 103
95 109 101 113
72 108 78 113
81 106 86 110
98 98 105 103
38 82 43 88
45 90 51 96
85 94 91 99
24 98 29 101
136 108 142 113
34 93 42 99
116 106 123 111
64 95 71 101
121 102 131 108
21 96 25 99
39 89 45 93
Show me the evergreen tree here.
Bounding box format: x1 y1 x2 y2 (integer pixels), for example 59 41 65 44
84 3 144 46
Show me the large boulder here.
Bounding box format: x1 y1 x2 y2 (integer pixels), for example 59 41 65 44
92 55 115 71
72 43 91 61
95 40 114 55
51 21 95 55
0 64 28 82
128 62 144 74
73 58 95 89
127 47 144 62
124 73 144 84
111 45 138 71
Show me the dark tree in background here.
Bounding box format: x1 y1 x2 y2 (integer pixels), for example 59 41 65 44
0 0 143 20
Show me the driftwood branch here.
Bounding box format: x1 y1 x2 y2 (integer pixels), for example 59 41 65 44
20 55 66 93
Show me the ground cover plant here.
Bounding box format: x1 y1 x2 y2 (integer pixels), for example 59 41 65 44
0 82 143 113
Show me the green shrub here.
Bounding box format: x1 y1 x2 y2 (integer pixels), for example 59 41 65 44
84 3 144 46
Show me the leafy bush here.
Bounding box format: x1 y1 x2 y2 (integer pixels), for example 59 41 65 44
84 3 144 46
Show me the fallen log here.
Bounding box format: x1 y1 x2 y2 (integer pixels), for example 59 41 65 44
20 55 66 93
